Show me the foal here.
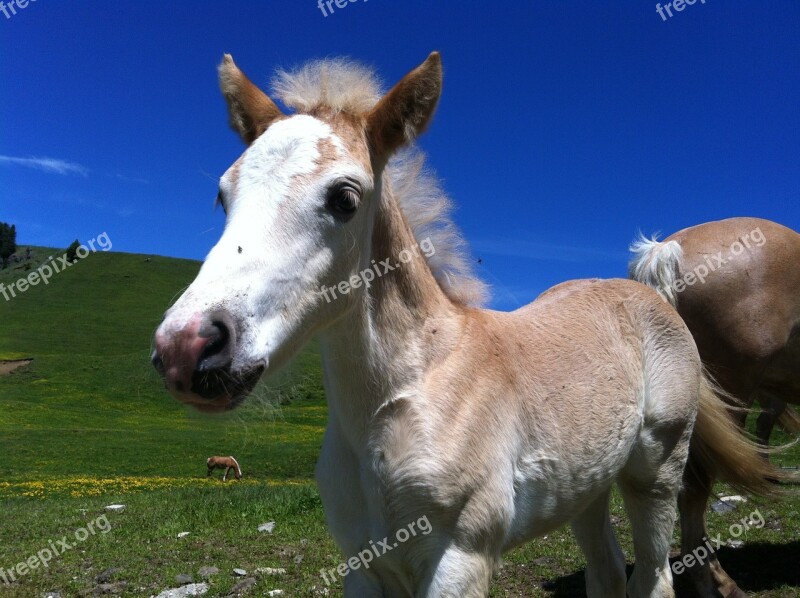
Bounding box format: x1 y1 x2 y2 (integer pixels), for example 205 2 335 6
631 216 800 597
153 53 781 597
207 456 242 482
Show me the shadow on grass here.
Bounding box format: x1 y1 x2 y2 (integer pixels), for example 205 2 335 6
548 541 800 597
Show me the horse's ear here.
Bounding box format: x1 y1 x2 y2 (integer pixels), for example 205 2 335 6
366 52 442 166
218 54 284 144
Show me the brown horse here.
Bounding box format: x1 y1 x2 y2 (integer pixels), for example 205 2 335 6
630 216 800 597
206 456 242 482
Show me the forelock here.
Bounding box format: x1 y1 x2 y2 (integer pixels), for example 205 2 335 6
271 58 383 115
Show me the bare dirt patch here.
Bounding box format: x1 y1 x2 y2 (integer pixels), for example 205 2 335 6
0 359 32 376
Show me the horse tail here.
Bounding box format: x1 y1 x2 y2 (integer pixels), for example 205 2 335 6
687 373 790 496
230 456 242 478
778 405 800 434
628 233 683 307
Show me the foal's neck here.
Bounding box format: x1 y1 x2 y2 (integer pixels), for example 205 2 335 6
318 181 462 449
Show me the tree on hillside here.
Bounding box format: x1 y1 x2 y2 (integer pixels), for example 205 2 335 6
0 222 16 268
65 239 81 263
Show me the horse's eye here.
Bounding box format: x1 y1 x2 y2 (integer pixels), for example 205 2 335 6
326 186 359 222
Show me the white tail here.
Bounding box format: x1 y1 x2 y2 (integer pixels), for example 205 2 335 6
628 234 683 306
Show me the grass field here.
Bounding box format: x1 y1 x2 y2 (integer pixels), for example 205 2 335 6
0 246 797 597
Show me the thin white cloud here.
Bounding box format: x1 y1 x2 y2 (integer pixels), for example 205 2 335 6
0 155 89 177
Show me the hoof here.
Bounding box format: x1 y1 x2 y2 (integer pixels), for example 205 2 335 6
724 587 748 598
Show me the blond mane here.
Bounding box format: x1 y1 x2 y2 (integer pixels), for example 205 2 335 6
272 58 382 115
271 59 489 307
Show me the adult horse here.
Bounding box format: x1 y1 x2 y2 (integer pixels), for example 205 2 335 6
152 54 781 597
207 455 242 481
630 217 800 597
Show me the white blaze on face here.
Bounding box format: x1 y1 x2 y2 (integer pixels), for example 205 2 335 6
158 114 370 374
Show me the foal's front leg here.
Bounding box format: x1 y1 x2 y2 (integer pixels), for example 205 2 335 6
418 546 496 597
342 545 495 597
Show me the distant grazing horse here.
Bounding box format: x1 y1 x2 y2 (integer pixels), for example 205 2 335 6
152 53 782 597
207 456 242 482
631 216 800 597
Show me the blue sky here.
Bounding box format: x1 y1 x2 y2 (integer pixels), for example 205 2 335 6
2 1 798 310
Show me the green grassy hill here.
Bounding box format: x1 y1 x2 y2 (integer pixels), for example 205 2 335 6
0 246 326 485
0 247 333 597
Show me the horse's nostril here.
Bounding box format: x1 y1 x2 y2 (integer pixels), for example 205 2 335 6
197 314 236 371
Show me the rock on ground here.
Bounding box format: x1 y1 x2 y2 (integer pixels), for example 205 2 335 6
257 522 276 534
151 583 209 598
